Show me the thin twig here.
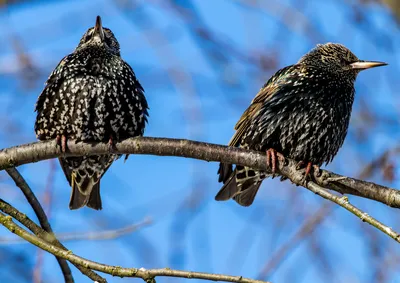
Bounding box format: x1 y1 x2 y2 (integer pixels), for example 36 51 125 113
259 155 384 279
0 210 269 283
33 159 56 283
305 182 400 243
5 167 73 283
0 199 106 283
0 217 152 244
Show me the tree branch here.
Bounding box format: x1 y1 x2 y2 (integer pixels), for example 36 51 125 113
1 137 399 244
0 137 399 208
304 183 400 243
0 199 106 283
5 167 74 283
0 210 269 283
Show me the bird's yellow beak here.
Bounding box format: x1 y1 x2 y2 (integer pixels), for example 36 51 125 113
350 60 387 70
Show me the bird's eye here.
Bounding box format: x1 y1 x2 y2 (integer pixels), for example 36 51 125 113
104 32 118 50
105 36 112 46
88 30 95 40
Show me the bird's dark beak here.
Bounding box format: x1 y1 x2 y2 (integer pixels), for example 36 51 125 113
350 60 387 70
93 16 105 42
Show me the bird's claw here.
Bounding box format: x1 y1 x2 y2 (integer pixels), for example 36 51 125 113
266 148 285 174
296 161 320 180
313 165 321 177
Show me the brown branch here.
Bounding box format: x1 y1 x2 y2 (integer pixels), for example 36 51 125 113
0 137 399 244
0 209 269 283
0 217 152 244
5 167 73 283
0 199 106 283
0 137 399 208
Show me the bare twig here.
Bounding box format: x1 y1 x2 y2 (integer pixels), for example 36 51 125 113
0 199 106 283
33 159 56 283
0 210 269 283
5 167 73 283
0 217 152 244
305 183 400 243
259 152 390 279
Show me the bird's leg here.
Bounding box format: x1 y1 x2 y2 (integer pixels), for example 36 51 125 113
266 148 285 173
55 134 68 153
108 135 115 152
296 161 320 179
304 162 312 177
61 135 67 153
266 148 275 173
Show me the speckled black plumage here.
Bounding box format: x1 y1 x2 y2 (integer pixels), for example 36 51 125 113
35 16 148 210
216 43 386 207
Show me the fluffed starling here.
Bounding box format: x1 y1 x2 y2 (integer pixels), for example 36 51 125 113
216 43 386 206
35 16 148 210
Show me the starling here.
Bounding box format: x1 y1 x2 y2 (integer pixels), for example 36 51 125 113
35 16 148 210
216 43 386 206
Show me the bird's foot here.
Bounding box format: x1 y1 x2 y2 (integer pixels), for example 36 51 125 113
266 148 285 174
296 161 320 179
313 165 321 177
55 135 68 153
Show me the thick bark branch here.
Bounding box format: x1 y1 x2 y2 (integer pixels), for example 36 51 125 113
0 137 399 208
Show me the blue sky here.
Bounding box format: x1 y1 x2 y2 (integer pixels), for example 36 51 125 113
0 1 399 282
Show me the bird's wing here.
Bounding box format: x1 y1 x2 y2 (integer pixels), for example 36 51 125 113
228 65 298 147
35 54 72 114
34 54 79 139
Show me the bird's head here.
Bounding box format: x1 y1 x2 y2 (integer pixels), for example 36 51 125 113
298 43 387 80
76 16 120 56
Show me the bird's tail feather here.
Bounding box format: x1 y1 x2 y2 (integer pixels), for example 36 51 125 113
216 164 267 206
69 171 102 210
59 156 115 210
216 163 237 200
69 182 102 210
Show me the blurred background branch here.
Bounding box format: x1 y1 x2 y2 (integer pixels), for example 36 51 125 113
0 217 152 243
